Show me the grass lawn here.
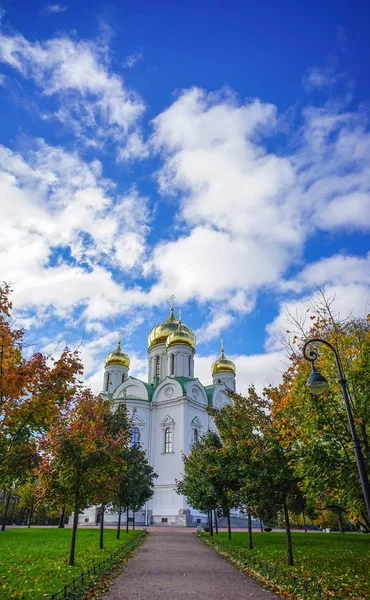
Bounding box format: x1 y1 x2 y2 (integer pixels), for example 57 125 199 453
202 531 370 599
0 527 142 600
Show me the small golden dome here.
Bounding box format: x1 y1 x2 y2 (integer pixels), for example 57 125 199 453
166 320 196 350
105 341 130 368
212 344 236 375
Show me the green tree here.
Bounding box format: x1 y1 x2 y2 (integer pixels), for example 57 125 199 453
210 387 300 565
177 431 239 539
37 391 129 565
112 443 157 537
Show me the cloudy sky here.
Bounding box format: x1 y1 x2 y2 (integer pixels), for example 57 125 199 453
0 0 369 393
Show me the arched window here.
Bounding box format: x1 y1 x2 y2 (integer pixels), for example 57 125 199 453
193 428 199 444
188 355 192 375
155 355 161 377
122 373 125 383
170 354 175 375
165 427 172 453
106 372 110 391
131 427 140 447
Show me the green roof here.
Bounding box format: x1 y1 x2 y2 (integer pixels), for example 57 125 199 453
204 385 217 406
172 376 196 395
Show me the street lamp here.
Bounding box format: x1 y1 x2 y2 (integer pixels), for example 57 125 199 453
303 337 370 524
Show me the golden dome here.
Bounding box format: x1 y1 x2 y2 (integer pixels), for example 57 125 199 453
105 341 130 368
166 320 196 350
148 305 196 350
148 307 179 349
212 344 236 375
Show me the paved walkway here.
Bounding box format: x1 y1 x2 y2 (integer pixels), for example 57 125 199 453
102 529 281 600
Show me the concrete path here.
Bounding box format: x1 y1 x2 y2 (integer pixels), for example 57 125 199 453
102 529 281 600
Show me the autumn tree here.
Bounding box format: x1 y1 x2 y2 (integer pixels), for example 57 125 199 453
37 390 130 565
0 283 83 529
270 294 370 531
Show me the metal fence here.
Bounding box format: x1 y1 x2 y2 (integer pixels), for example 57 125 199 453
200 535 346 600
47 530 147 600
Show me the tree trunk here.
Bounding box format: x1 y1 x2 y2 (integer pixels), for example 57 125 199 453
302 511 307 533
283 499 294 566
248 513 253 549
214 509 218 535
69 492 79 566
260 517 263 532
9 497 16 523
1 491 11 531
209 509 213 537
99 504 105 549
338 510 344 533
227 510 231 540
132 512 135 530
58 507 66 528
116 506 122 539
126 508 129 534
28 505 33 528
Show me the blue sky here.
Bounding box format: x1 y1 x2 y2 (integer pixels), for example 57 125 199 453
0 0 369 392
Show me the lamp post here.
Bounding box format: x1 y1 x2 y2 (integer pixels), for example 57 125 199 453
303 337 370 524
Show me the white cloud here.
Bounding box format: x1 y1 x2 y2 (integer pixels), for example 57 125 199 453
195 350 285 394
123 52 143 69
266 252 370 351
0 29 145 155
302 66 336 91
0 141 151 323
147 86 370 316
196 309 234 344
45 4 67 14
281 252 370 294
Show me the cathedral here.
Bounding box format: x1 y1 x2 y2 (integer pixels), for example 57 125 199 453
80 301 237 527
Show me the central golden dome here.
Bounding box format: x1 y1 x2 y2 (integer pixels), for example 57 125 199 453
148 307 196 350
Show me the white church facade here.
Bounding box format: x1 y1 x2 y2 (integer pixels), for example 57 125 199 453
80 303 238 527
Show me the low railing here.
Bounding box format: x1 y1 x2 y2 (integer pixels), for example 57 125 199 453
47 530 147 600
199 535 346 600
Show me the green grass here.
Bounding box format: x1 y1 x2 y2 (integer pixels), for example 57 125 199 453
201 532 370 599
0 527 142 600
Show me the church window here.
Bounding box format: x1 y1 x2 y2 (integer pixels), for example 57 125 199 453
193 428 199 443
131 427 140 447
106 372 110 391
170 354 175 375
188 355 192 375
165 427 172 453
155 355 161 377
122 373 125 383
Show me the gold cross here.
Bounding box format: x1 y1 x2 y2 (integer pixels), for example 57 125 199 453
220 338 224 353
170 294 175 309
178 309 182 322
